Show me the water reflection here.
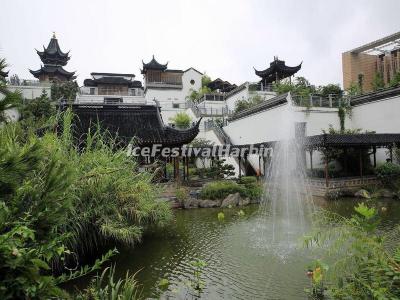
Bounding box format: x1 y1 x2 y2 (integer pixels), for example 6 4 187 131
107 199 400 299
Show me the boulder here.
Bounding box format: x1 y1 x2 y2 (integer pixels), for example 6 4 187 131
380 189 394 198
198 199 221 208
354 189 371 199
238 197 251 206
184 198 200 209
221 193 241 208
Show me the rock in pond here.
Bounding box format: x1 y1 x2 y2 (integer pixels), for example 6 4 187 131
354 189 371 199
380 189 394 198
238 197 251 206
221 193 241 208
198 199 221 208
184 198 200 209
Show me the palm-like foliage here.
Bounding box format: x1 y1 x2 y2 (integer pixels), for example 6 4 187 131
0 58 22 124
0 108 172 298
38 110 172 255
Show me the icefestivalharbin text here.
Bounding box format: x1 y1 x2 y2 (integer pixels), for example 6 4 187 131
127 144 273 158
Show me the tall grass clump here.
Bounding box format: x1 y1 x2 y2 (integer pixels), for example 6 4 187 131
0 108 171 298
45 110 172 254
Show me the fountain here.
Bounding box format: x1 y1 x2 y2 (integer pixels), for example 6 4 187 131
256 96 315 258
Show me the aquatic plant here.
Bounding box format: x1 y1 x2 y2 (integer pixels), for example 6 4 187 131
217 212 225 221
77 266 142 300
237 210 245 217
305 203 400 298
190 260 207 294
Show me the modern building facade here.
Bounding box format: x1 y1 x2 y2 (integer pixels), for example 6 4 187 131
342 31 400 92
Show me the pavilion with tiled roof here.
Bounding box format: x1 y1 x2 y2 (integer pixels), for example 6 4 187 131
30 33 76 82
254 57 302 87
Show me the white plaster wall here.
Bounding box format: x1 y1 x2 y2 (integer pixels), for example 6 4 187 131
225 86 248 111
182 68 202 98
223 95 344 169
200 129 241 177
351 95 400 133
351 95 400 163
8 85 51 100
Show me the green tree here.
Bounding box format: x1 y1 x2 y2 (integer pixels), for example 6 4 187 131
51 81 79 102
317 83 343 98
345 82 361 96
21 89 56 122
201 74 211 87
0 58 8 83
209 158 235 179
389 72 400 88
0 58 22 124
0 123 115 299
169 112 192 129
234 94 264 114
188 75 212 102
372 72 385 91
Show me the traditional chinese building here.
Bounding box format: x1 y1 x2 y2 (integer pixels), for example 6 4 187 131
254 57 302 88
141 56 203 120
77 72 144 104
71 103 200 148
29 33 76 82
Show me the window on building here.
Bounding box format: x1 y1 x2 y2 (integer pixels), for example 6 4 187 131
172 103 180 109
104 98 123 104
190 79 195 85
89 88 95 95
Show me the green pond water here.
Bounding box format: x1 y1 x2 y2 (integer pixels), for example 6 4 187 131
76 198 400 299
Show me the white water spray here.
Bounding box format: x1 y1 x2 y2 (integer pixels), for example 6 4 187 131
257 95 315 258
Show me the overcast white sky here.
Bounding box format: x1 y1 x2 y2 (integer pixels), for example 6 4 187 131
1 0 399 87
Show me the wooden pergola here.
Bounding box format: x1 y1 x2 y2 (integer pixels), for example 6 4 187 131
302 133 400 187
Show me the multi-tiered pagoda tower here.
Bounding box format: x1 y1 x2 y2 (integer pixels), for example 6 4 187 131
30 33 76 82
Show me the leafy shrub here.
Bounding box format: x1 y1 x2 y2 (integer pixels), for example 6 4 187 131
375 162 400 187
200 180 262 200
208 159 235 179
169 112 192 129
305 203 400 299
200 181 244 200
176 187 190 205
0 122 115 299
242 182 263 199
238 176 257 184
0 109 172 298
375 162 400 177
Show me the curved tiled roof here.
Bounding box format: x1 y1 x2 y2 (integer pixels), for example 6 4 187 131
36 36 70 66
84 77 142 88
254 58 301 83
228 93 289 122
141 55 168 73
71 104 200 147
303 133 400 149
350 86 400 106
29 65 76 80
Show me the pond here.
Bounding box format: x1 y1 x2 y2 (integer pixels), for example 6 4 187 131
83 199 400 299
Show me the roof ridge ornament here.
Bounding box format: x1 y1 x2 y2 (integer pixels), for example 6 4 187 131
53 31 56 39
